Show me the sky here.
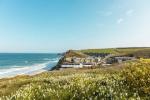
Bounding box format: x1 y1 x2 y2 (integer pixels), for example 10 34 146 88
0 0 150 53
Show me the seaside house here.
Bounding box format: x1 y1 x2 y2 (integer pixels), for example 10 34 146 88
65 57 73 62
114 57 136 63
61 63 94 68
82 63 93 67
61 63 83 68
61 55 102 69
84 57 94 63
65 56 101 64
73 57 82 63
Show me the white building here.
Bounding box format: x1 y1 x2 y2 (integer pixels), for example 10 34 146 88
61 63 93 68
83 63 93 67
115 57 136 63
61 63 83 68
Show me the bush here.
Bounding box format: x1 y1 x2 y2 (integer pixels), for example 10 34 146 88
121 59 150 98
1 60 150 100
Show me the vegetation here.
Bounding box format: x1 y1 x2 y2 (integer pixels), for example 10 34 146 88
80 47 150 57
81 48 118 54
0 59 150 99
65 50 88 58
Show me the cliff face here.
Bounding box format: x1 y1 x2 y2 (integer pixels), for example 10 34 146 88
51 57 65 70
51 50 88 70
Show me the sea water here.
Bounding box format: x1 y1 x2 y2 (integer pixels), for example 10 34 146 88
0 53 61 78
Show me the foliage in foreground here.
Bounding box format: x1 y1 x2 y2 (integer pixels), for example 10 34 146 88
0 59 150 100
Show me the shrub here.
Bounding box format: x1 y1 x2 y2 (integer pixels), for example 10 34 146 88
1 60 150 100
121 59 150 98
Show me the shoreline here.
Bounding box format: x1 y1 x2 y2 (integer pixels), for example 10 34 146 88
0 62 59 79
0 53 61 79
0 67 51 79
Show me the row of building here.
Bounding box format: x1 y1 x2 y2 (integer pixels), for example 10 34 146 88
65 57 101 64
61 55 136 69
61 57 101 68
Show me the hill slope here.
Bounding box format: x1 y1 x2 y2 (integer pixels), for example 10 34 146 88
80 47 150 58
1 59 150 99
64 50 88 58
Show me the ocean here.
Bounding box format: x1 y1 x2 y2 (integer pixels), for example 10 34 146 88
0 53 61 78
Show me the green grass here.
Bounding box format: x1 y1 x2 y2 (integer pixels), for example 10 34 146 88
80 48 118 54
65 50 88 58
80 47 150 57
0 60 150 100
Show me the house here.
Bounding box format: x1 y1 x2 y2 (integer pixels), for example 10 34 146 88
61 56 102 69
94 57 101 61
64 56 101 65
84 57 95 63
73 58 82 63
61 62 94 68
61 63 83 68
114 57 136 63
65 57 73 62
82 63 93 67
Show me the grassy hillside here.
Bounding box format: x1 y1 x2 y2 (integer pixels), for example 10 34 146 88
64 50 88 58
80 47 150 57
80 48 118 54
0 59 150 99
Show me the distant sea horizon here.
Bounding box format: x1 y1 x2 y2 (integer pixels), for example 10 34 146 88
0 53 61 79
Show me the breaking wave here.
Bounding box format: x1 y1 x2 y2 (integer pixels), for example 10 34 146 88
0 59 59 79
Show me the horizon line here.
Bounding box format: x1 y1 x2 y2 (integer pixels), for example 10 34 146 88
0 46 149 53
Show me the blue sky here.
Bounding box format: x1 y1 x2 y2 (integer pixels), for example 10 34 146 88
0 0 150 53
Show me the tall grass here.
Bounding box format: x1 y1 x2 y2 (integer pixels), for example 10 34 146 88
0 59 150 100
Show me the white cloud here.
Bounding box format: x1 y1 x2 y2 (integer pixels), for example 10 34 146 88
116 9 134 24
126 9 134 16
117 18 124 24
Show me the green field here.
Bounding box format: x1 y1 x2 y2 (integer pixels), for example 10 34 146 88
80 47 150 57
81 48 118 54
0 60 150 100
